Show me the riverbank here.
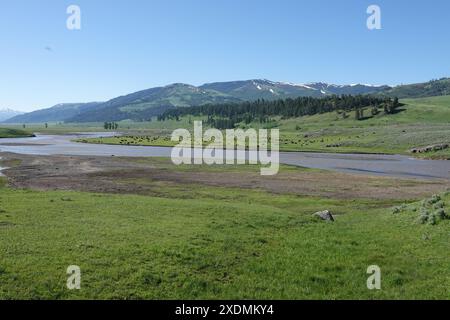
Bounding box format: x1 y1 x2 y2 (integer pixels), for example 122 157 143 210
0 128 34 139
75 134 450 160
1 133 450 180
1 152 448 200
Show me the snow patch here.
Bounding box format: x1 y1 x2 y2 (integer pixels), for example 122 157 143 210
350 83 383 87
277 81 318 90
252 81 263 90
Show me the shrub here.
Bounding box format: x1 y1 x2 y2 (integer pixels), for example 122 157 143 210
435 209 447 220
418 213 429 224
433 202 444 210
392 207 401 214
403 193 448 225
428 214 437 225
392 204 409 214
430 194 441 204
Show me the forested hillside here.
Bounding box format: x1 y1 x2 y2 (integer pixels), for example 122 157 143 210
158 95 399 129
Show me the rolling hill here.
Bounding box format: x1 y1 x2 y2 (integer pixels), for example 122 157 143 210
62 80 392 123
306 82 390 95
3 102 103 124
382 77 450 98
4 77 450 123
199 79 324 100
199 79 390 99
0 108 24 122
66 83 241 123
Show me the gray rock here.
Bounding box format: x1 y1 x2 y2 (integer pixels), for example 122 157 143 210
313 210 335 222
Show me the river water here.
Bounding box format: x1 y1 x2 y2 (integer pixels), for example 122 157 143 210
0 133 449 180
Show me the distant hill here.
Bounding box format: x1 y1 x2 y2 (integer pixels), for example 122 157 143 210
383 78 450 98
3 102 103 123
2 81 392 123
5 77 450 123
200 79 323 100
66 80 388 122
306 82 391 95
200 79 390 99
67 83 241 122
0 108 24 122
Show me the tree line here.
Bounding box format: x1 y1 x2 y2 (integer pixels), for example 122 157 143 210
104 122 119 130
158 95 400 128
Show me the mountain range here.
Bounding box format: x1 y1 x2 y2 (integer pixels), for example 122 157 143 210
3 102 102 124
0 108 24 122
3 78 449 123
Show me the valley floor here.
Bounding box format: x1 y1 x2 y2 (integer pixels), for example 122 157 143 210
1 96 449 299
0 154 449 299
74 96 450 160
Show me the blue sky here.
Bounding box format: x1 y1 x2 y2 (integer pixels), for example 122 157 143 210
1 0 450 111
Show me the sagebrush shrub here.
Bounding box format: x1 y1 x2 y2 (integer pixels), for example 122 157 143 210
418 213 428 224
435 209 447 219
428 214 437 225
433 202 444 209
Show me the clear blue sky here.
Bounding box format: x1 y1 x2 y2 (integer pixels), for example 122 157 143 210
1 0 450 111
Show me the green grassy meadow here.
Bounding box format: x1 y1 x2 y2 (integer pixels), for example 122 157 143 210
274 95 450 157
1 95 449 299
0 128 34 139
73 96 450 159
0 172 449 299
0 117 197 135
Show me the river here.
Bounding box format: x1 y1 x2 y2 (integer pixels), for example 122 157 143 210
0 133 449 180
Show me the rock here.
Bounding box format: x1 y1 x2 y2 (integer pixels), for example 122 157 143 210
313 210 335 222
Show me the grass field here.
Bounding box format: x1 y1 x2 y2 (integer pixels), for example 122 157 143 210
72 96 450 159
0 118 195 135
274 95 450 157
1 95 449 299
0 165 449 299
0 128 34 139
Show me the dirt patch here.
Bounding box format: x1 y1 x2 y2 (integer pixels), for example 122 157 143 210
1 152 448 200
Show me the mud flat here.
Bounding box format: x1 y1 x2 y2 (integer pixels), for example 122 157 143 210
0 152 447 200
